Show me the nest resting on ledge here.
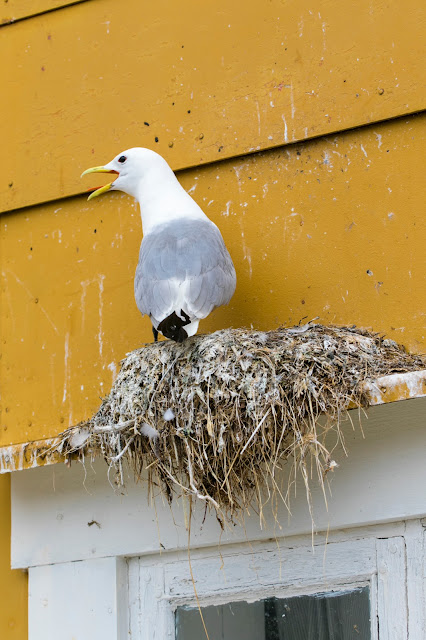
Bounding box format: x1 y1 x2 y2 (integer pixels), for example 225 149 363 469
60 324 425 523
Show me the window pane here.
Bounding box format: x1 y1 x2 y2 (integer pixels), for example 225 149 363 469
176 587 370 640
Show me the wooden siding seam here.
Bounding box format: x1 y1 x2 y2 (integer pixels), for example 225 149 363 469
0 0 89 28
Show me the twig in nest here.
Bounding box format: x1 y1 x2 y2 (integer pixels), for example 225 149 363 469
58 325 425 525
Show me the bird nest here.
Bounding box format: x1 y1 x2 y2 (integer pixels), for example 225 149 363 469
60 324 424 524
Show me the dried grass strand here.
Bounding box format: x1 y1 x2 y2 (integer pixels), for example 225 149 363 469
60 324 425 522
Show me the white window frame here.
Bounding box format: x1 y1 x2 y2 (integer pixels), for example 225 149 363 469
27 520 425 639
127 534 409 640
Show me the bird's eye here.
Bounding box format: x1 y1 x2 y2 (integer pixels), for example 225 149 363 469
118 155 127 164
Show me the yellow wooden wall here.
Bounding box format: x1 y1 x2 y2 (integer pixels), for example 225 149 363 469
0 476 27 639
2 0 425 213
0 0 425 481
0 1 425 634
1 113 425 446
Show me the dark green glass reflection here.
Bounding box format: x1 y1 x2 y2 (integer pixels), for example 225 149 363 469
176 587 370 640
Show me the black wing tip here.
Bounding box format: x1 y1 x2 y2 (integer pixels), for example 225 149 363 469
157 311 190 343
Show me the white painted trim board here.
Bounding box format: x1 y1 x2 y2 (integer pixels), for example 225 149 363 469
12 397 426 569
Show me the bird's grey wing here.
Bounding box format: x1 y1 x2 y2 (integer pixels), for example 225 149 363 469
134 219 236 325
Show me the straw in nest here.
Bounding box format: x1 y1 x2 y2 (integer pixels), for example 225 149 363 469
60 323 425 524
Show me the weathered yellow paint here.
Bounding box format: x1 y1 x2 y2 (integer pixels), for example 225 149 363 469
0 475 27 638
2 0 425 211
362 371 426 406
1 113 425 447
0 438 64 473
0 0 87 25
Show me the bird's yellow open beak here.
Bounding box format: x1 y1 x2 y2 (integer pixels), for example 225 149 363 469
81 166 119 201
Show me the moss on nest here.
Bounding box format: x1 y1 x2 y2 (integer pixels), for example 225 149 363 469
60 324 425 523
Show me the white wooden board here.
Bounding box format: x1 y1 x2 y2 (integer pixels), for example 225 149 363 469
164 537 376 602
25 525 425 640
404 520 426 640
376 537 408 639
127 533 413 639
12 398 426 569
28 556 128 640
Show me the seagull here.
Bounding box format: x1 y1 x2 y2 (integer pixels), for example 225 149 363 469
81 148 236 342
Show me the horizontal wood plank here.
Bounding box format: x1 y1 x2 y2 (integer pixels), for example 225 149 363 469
2 0 425 212
0 0 88 25
165 539 376 602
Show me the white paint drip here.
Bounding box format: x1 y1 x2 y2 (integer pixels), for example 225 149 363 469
223 201 232 216
107 361 118 383
98 275 105 358
0 447 15 472
63 332 70 403
374 132 383 148
282 115 288 143
233 166 243 192
255 101 261 136
80 280 89 330
360 144 368 158
238 220 252 278
245 250 252 278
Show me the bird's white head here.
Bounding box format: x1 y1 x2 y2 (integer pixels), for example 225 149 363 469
81 147 176 201
82 146 208 234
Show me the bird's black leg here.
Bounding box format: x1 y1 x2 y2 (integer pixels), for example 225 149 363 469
152 326 159 343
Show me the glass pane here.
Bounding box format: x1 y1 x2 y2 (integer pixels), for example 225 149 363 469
176 587 370 640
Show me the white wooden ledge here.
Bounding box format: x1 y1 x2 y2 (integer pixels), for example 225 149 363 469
11 396 426 570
